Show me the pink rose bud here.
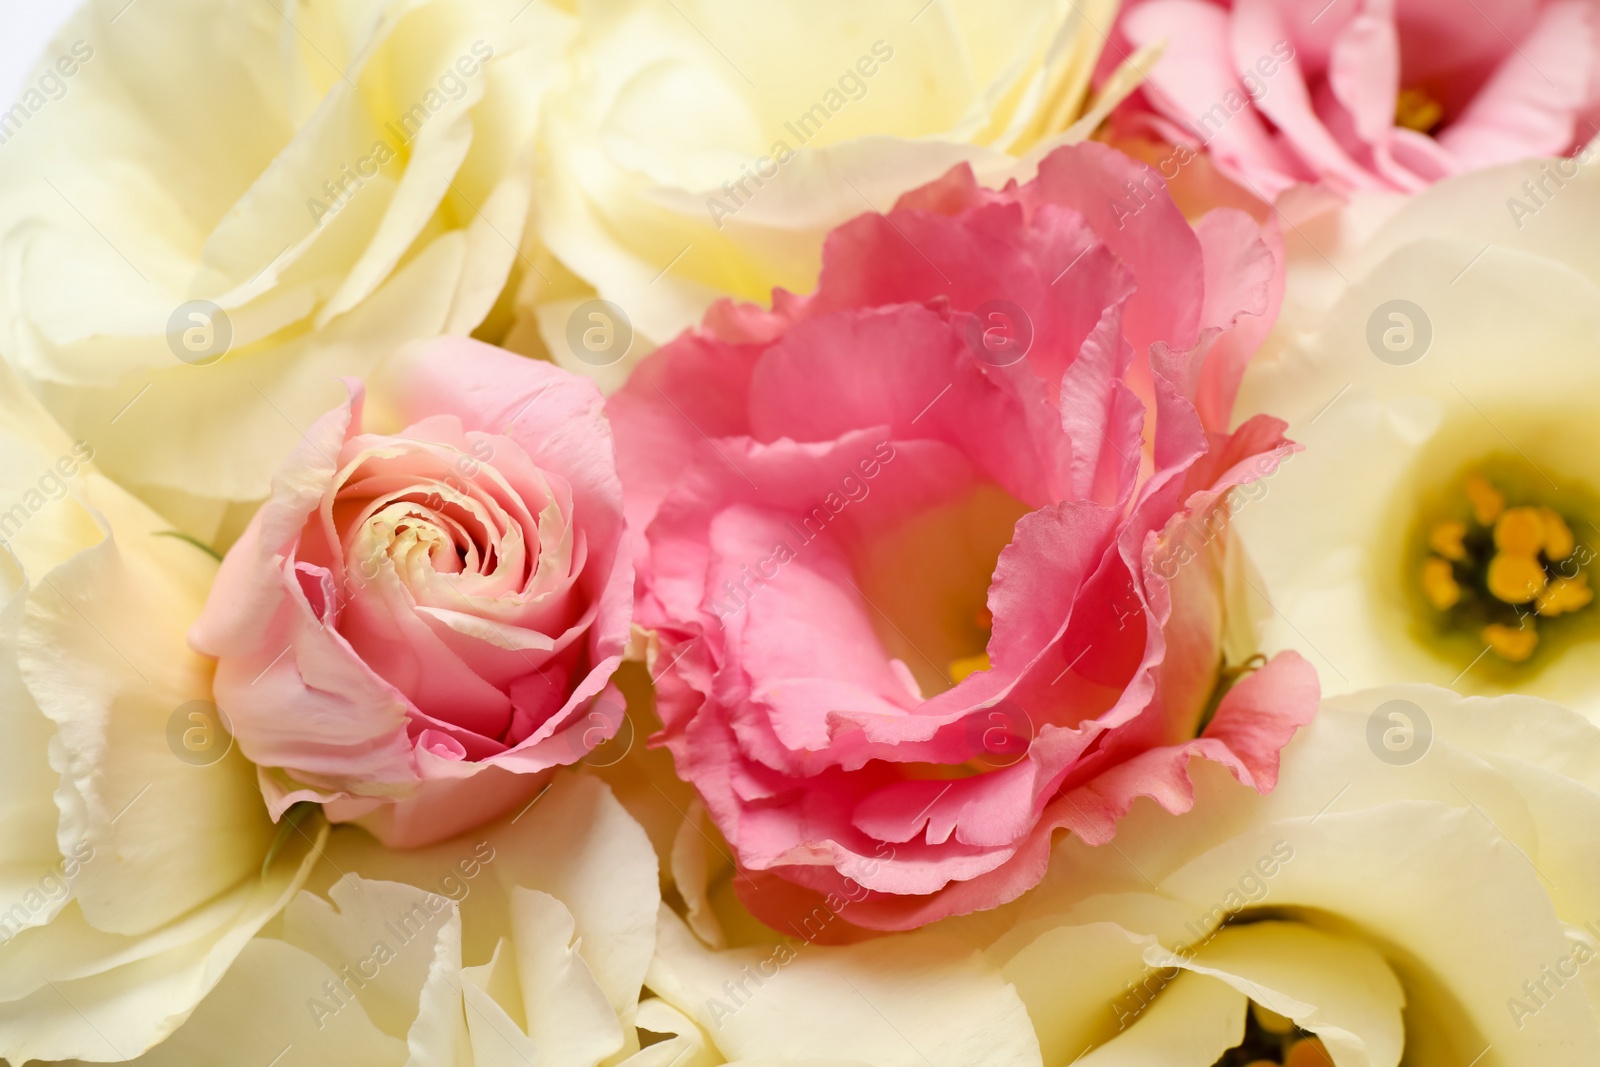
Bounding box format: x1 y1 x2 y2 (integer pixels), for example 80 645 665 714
191 339 632 846
613 143 1319 934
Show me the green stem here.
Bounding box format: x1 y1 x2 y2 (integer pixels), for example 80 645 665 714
261 801 320 879
1196 653 1269 736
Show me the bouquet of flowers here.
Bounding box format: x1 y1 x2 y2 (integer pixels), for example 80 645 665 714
2 0 1598 1063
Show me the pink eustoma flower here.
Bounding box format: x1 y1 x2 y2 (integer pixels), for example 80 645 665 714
613 142 1319 934
1112 0 1600 198
190 339 632 847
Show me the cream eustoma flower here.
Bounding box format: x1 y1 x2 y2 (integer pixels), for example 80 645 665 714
0 360 321 1062
0 0 564 543
512 0 1154 386
986 687 1600 1065
1229 150 1600 716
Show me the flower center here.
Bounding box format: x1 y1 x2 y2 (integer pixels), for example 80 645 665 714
856 484 1028 698
1210 1002 1329 1066
947 605 994 685
1394 87 1444 134
1415 468 1594 664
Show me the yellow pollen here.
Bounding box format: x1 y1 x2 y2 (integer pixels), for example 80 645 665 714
1487 552 1546 603
1483 622 1538 662
1429 520 1468 561
1538 574 1594 617
1422 557 1461 610
1466 475 1504 525
1395 87 1445 133
948 652 991 684
1539 507 1576 560
1494 507 1545 556
1420 474 1594 660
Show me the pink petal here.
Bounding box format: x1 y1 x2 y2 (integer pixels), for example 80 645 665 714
1437 0 1596 168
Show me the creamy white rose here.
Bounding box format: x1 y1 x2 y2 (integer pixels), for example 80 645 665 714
514 0 1153 387
0 0 564 542
1230 151 1600 716
0 360 321 1062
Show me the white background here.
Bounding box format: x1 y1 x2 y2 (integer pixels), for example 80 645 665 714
1 0 82 104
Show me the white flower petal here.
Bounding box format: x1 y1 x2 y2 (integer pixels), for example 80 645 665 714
486 772 659 1020
1000 692 1600 1065
0 359 322 1062
524 0 1122 378
1170 922 1404 1067
0 0 559 529
106 936 407 1067
1000 921 1152 1065
0 834 323 1063
1074 970 1245 1067
19 484 274 934
509 885 625 1067
647 907 1042 1067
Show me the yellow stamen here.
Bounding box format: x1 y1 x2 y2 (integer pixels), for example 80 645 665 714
1429 520 1467 562
1422 557 1461 610
948 652 991 684
1487 553 1546 603
1539 507 1576 561
1494 506 1545 556
1466 475 1504 525
1483 622 1538 662
1395 87 1444 134
1538 574 1594 617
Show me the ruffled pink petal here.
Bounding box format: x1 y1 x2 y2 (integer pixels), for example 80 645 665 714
737 651 1315 934
1191 208 1285 432
1023 142 1207 359
623 141 1298 931
1057 299 1144 505
1436 0 1596 168
608 328 761 550
747 304 1072 507
1231 0 1383 194
1326 1 1400 148
1122 0 1308 199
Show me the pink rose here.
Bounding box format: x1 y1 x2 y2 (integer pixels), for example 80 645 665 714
613 143 1319 933
1111 0 1600 198
190 339 632 847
